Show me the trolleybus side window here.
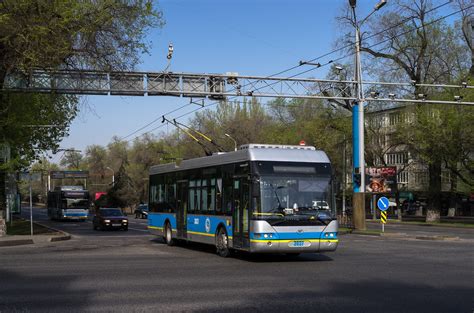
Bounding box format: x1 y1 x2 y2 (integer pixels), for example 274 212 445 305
209 178 216 213
202 179 208 213
216 178 223 214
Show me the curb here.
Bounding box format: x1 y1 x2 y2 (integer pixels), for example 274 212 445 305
348 230 461 242
49 234 72 242
365 220 474 229
415 235 460 241
0 238 34 247
34 222 72 243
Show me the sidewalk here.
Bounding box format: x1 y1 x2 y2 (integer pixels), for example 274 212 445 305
344 220 474 242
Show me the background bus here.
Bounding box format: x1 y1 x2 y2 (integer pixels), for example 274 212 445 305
47 186 90 221
148 144 338 257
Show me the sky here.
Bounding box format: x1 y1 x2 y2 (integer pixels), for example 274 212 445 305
51 0 459 163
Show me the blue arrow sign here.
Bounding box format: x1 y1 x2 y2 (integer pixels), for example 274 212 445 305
377 197 390 211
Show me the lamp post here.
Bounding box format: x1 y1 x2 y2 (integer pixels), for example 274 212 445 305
349 0 387 230
224 133 237 152
106 167 115 186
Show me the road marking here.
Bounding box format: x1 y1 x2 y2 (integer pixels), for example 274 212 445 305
128 227 148 232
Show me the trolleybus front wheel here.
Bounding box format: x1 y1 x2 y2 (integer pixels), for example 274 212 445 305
164 222 175 246
216 227 230 257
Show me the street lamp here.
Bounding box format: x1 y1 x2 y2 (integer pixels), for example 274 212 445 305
224 133 237 152
349 0 387 230
106 166 115 186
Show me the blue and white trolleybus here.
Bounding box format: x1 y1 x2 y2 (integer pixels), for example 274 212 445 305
148 144 338 257
47 186 90 221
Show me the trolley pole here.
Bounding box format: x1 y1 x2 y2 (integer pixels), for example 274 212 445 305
29 172 33 237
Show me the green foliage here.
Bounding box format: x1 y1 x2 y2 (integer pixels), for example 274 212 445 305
59 150 84 170
0 0 163 73
106 162 133 209
0 93 78 171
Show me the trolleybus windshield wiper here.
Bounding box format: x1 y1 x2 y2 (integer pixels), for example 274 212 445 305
269 184 286 210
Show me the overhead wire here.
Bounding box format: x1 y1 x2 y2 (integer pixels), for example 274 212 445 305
126 2 467 143
168 4 472 121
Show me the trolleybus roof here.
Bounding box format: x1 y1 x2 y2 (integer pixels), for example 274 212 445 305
150 144 330 175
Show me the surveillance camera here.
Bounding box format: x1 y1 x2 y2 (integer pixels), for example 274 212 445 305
167 43 174 59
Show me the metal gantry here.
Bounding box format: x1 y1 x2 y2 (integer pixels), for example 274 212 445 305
2 69 474 106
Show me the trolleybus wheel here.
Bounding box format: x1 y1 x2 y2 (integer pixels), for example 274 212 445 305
164 222 175 246
216 227 230 257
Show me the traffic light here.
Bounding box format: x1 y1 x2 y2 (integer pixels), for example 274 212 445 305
353 173 361 187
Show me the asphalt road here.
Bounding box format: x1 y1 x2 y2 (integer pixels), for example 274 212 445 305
1 207 472 313
20 206 151 245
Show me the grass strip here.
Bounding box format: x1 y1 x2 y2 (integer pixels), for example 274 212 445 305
7 219 56 235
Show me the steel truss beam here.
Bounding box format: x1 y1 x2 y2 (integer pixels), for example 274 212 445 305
2 69 474 106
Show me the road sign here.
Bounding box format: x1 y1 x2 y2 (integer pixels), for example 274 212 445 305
380 211 387 224
377 196 390 211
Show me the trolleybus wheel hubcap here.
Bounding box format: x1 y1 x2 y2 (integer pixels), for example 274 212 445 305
216 229 229 256
166 224 171 243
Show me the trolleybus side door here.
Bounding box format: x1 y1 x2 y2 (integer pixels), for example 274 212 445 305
232 177 250 249
176 181 187 238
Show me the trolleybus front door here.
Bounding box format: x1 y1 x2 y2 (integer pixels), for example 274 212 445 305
232 178 250 249
176 181 187 238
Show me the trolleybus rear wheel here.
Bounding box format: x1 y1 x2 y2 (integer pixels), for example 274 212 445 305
216 227 230 257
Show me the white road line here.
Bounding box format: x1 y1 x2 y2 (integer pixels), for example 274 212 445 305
128 227 148 232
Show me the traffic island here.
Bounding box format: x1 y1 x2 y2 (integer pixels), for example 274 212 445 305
0 219 71 247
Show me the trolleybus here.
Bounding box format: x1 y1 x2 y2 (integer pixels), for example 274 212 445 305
47 186 90 221
148 144 338 257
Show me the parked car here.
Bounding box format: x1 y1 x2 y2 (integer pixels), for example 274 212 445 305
134 204 149 219
93 208 128 231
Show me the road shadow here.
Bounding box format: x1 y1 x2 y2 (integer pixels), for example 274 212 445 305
0 269 91 313
190 278 472 313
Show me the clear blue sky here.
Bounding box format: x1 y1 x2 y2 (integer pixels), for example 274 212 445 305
52 0 456 162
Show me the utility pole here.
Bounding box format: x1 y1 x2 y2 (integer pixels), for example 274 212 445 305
106 167 115 186
342 134 346 217
349 0 387 230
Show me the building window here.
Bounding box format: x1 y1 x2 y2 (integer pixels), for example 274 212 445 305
441 171 451 184
385 152 408 165
397 171 408 184
414 172 428 185
389 113 401 125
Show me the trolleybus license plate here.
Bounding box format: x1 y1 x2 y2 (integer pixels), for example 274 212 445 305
289 241 311 248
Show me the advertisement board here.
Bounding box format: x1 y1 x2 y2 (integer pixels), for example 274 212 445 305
50 170 89 179
366 167 397 193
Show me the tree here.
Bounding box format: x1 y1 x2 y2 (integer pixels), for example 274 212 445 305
59 150 84 170
0 1 164 231
106 162 134 210
336 0 472 221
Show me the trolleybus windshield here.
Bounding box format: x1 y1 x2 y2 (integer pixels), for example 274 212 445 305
62 198 89 209
256 174 333 225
